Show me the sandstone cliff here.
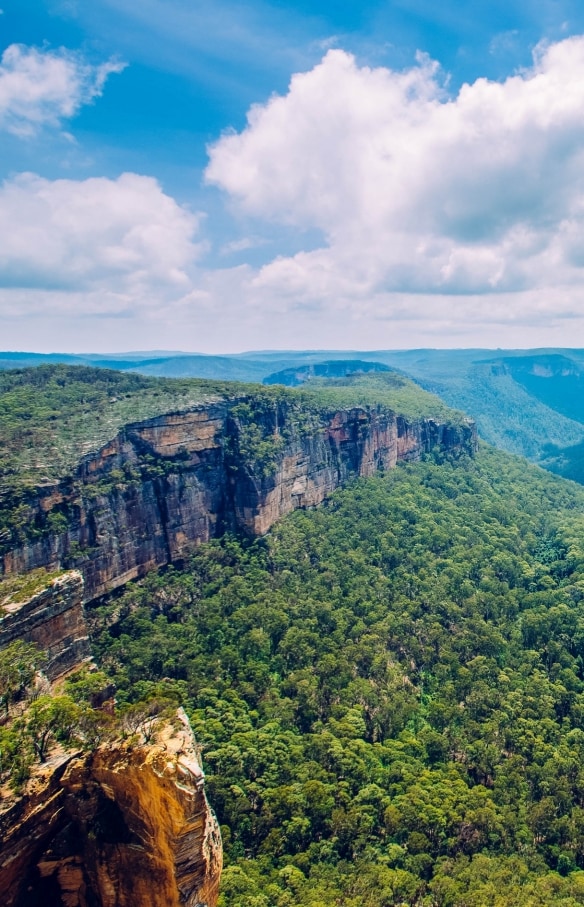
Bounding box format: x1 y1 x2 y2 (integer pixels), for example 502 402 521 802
0 571 89 679
0 709 222 907
1 398 477 602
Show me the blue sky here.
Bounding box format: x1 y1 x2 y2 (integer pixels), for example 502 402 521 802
2 0 584 351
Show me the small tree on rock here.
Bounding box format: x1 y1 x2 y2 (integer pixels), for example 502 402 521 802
0 641 46 717
25 694 80 762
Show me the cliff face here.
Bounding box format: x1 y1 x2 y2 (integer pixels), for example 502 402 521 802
0 710 222 907
236 409 475 535
0 572 89 679
1 400 477 602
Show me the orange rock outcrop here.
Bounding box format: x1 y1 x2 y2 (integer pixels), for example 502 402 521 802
0 710 222 907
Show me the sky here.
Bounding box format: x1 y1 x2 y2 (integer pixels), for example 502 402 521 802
3 2 584 352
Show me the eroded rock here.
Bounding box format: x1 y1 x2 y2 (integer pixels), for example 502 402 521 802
0 572 89 679
1 400 477 603
0 710 222 907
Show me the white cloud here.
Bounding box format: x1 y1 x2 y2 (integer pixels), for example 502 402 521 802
206 38 584 316
0 44 125 136
9 37 584 352
0 172 204 312
220 235 269 255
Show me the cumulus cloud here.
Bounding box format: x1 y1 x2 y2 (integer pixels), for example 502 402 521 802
206 38 584 312
0 44 125 136
0 172 204 313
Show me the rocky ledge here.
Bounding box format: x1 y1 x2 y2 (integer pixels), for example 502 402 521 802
0 572 89 679
0 709 222 907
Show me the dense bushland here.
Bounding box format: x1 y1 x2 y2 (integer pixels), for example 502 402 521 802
89 447 584 905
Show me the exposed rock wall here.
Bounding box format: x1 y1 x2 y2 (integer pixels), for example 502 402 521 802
0 572 89 679
236 409 474 535
1 400 477 602
0 710 222 907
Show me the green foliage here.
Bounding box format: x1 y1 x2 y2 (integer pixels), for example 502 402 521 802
0 363 241 487
0 720 34 790
229 399 287 477
90 446 584 905
25 694 81 762
226 374 462 478
299 372 462 423
118 697 176 742
0 658 174 792
63 666 112 704
0 640 45 716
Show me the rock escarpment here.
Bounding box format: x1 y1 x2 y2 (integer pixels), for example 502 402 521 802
0 572 89 679
0 710 222 907
1 399 477 602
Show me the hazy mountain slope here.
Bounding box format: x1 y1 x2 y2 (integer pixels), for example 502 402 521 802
130 355 286 381
494 354 584 424
263 360 392 386
399 362 584 460
372 351 584 465
540 438 584 485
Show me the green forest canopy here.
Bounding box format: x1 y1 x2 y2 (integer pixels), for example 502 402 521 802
89 446 584 906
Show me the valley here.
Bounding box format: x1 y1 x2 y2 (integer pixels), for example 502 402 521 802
2 363 584 905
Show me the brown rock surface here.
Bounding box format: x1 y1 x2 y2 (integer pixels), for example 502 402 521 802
0 572 89 679
0 709 222 907
1 399 477 602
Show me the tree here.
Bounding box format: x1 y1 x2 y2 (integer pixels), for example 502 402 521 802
25 694 80 762
0 641 45 716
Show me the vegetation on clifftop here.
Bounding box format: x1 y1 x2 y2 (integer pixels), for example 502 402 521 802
0 364 237 485
0 364 462 547
0 644 177 797
0 365 459 485
0 567 68 615
299 372 462 423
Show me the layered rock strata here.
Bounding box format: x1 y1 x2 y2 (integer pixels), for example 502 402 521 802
0 572 89 679
1 400 477 602
0 710 222 907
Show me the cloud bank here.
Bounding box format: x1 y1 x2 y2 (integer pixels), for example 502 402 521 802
206 38 584 333
0 172 203 316
0 44 125 136
6 36 584 350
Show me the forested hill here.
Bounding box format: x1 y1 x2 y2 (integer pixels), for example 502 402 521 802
0 364 459 488
92 445 584 906
4 348 584 485
0 365 471 603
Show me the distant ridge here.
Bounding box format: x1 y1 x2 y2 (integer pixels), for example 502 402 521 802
4 348 584 484
263 359 391 387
